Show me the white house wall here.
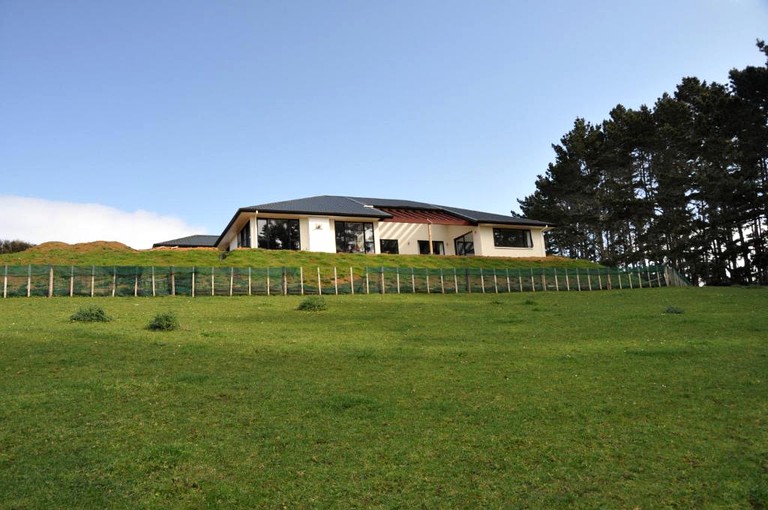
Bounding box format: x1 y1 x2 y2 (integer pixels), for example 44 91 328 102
377 222 476 255
307 217 336 253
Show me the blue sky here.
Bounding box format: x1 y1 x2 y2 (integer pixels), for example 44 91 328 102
1 0 767 248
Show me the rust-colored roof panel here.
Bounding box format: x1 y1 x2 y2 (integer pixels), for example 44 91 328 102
378 208 472 225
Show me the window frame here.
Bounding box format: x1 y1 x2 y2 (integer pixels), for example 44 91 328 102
335 221 375 254
238 221 251 248
380 239 399 254
256 218 301 250
418 240 445 255
492 228 533 248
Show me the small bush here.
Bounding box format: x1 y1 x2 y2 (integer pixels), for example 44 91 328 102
148 312 179 331
664 306 684 314
297 296 327 311
70 305 111 322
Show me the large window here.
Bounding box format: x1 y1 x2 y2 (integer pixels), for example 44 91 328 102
257 218 301 250
380 239 399 254
238 221 251 248
454 232 474 256
418 240 445 255
493 228 533 248
335 222 375 253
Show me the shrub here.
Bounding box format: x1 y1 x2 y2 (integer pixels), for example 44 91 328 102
70 305 111 322
664 306 684 314
297 296 327 311
148 312 179 331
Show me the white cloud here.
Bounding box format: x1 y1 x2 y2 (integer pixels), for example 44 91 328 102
0 196 207 249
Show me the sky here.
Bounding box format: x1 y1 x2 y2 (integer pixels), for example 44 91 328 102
1 0 767 249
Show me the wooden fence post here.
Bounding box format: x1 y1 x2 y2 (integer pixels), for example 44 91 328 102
454 269 459 294
91 266 95 297
554 268 559 291
171 267 176 296
412 268 416 294
350 267 354 295
48 266 54 298
152 267 156 297
266 267 271 296
134 268 139 297
466 268 472 294
3 265 7 299
480 269 485 294
530 268 535 293
365 268 370 294
506 269 511 293
440 269 446 294
282 267 288 295
380 267 385 295
70 266 74 297
248 267 252 296
318 267 322 295
334 267 339 295
211 267 215 296
27 265 32 298
192 267 196 297
230 267 234 297
493 271 498 293
576 269 581 291
397 270 402 294
300 267 304 295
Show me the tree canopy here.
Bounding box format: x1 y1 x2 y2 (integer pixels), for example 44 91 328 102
519 40 768 286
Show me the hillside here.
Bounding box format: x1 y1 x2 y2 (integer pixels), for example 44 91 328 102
0 241 601 273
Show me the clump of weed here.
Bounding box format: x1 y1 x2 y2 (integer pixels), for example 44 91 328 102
297 296 327 311
148 312 179 331
70 305 111 323
664 306 684 314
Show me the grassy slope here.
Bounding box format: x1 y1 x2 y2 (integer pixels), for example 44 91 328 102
0 242 601 274
0 287 766 508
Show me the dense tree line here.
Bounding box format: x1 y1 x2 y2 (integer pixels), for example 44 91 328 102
519 41 768 285
0 240 35 254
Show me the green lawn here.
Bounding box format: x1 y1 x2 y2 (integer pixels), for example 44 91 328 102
1 287 766 508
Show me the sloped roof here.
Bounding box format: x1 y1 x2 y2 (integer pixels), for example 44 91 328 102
153 235 219 248
238 195 391 218
216 195 552 247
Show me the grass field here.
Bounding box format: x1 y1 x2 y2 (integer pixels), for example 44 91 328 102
1 287 766 508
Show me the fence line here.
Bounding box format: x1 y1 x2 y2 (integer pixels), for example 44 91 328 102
0 264 689 298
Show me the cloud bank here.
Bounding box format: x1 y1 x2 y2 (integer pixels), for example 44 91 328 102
0 196 206 249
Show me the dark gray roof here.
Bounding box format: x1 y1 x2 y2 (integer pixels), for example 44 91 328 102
242 196 391 218
216 195 553 247
153 235 218 248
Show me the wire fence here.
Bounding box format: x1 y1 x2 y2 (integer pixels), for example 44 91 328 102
1 264 690 298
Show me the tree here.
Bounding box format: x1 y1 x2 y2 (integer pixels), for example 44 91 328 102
0 240 35 254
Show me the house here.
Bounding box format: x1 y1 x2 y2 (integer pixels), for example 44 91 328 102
209 195 552 257
153 235 219 249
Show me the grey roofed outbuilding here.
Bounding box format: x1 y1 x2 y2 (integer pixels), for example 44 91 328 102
153 235 219 248
215 195 553 248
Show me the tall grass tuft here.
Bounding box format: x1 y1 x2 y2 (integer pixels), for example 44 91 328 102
148 311 179 331
297 296 327 311
70 305 111 322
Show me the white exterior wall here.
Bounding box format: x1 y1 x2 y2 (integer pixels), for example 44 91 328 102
306 217 336 253
377 222 476 255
